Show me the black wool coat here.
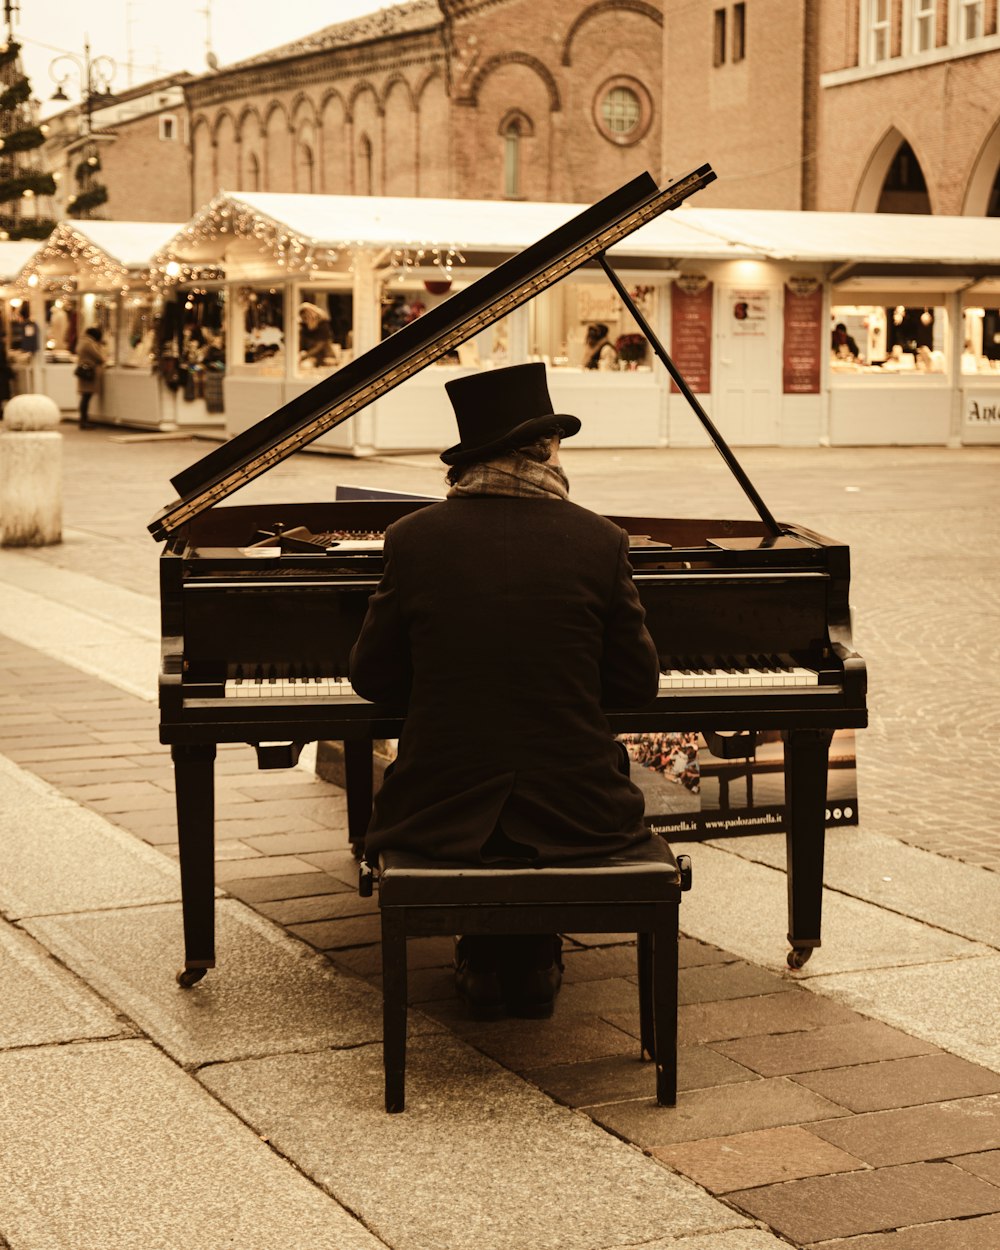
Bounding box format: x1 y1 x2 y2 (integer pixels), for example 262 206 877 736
349 495 661 863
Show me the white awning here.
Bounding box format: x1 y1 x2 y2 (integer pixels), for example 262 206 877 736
0 240 43 283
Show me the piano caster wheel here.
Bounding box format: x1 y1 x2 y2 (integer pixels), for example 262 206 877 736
176 967 207 988
351 841 365 861
787 947 813 970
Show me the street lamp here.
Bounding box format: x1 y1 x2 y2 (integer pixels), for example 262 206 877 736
49 39 116 133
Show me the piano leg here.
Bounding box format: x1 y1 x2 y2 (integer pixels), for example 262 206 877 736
344 738 374 858
782 728 833 970
172 743 216 986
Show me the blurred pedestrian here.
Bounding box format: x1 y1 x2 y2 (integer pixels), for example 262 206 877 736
0 335 13 420
75 327 105 428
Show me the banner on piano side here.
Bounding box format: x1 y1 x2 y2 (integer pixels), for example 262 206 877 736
620 728 859 840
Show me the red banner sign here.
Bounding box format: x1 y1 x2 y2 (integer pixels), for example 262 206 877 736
783 278 823 394
670 276 713 394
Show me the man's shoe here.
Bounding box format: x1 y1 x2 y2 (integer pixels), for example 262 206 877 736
454 937 506 1020
500 936 563 1019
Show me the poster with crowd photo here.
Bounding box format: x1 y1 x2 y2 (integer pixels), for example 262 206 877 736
670 274 713 393
620 729 859 840
783 277 823 394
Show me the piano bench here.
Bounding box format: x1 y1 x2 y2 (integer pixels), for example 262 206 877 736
364 837 692 1113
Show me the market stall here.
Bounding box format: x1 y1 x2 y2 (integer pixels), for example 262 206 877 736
14 220 184 429
153 190 1000 452
0 239 48 398
152 190 756 454
687 208 1000 446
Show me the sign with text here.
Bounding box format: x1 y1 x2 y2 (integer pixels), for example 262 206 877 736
965 394 1000 425
670 275 712 394
730 288 769 336
621 729 858 841
783 278 823 394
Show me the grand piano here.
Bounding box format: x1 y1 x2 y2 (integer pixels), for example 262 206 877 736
150 169 867 985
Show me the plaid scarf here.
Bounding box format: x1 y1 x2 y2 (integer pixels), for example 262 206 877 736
446 453 570 500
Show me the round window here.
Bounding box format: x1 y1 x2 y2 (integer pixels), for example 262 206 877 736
593 77 652 147
602 86 641 136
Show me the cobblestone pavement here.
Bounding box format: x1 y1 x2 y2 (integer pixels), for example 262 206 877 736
1 428 998 1247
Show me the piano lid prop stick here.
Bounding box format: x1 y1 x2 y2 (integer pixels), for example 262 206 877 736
596 252 782 540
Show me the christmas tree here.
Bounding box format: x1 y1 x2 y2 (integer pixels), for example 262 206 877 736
0 29 56 239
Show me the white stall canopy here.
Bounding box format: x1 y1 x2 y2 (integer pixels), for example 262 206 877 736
17 220 182 292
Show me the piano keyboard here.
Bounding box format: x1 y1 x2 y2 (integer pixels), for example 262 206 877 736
223 668 357 699
216 656 818 701
658 656 818 691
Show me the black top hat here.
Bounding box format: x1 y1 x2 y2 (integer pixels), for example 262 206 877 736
441 362 581 465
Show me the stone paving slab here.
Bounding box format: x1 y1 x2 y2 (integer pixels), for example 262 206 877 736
672 843 992 977
0 919 129 1049
792 1053 1000 1113
949 1149 1000 1186
526 1046 756 1106
718 828 1000 947
710 1019 937 1077
200 1032 749 1250
725 1161 1000 1244
817 955 1000 1074
812 1213 1000 1250
24 899 435 1066
673 988 860 1045
652 1124 864 1194
808 1093 1000 1167
587 1078 847 1148
606 1234 789 1250
0 755 180 918
0 1039 382 1250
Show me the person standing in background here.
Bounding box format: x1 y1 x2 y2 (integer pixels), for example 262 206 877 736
75 327 105 429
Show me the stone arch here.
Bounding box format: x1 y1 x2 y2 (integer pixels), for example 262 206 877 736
853 125 933 213
416 71 449 196
237 106 264 192
498 107 535 138
211 107 237 144
264 100 293 192
320 91 349 194
356 131 375 196
191 115 214 208
352 86 381 192
468 53 561 113
290 92 318 126
414 66 443 106
348 80 383 122
498 109 534 198
214 110 238 193
561 0 662 65
383 77 417 196
963 115 1000 215
380 74 415 113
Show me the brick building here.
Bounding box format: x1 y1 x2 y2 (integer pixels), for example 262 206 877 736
40 1 1000 220
42 75 193 223
185 0 665 209
664 0 1000 214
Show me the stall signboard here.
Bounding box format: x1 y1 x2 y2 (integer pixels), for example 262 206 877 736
783 277 823 394
670 274 712 393
965 394 1000 425
621 729 858 839
730 288 769 336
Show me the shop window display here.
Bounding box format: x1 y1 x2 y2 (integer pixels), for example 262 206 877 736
78 294 117 366
240 287 284 375
962 307 1000 373
830 305 948 374
527 280 654 372
122 297 160 370
160 288 226 411
44 296 76 360
296 288 353 376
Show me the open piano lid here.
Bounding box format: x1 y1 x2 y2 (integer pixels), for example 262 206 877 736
148 167 716 542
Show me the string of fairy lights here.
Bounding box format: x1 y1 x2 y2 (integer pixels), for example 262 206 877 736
8 192 468 303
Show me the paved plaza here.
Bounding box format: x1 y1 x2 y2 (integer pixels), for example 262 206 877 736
0 424 998 1249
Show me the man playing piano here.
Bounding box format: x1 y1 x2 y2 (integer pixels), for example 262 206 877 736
350 362 660 1019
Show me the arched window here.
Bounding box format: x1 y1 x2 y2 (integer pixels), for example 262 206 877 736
358 134 373 196
296 142 315 193
877 140 931 213
247 151 261 192
503 118 522 198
